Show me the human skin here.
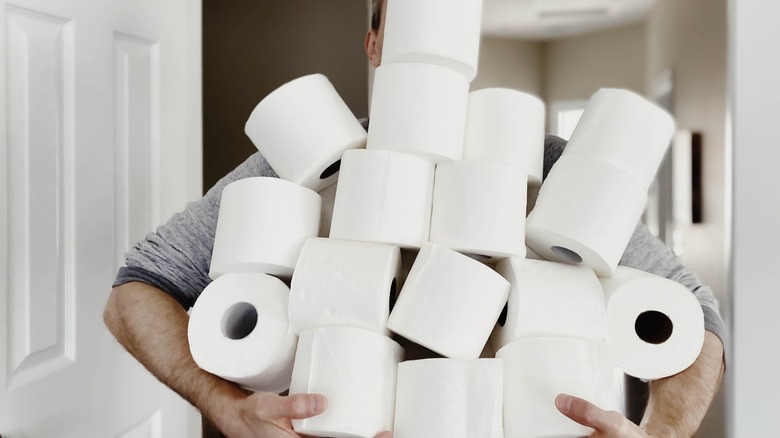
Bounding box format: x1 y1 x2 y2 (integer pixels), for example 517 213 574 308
105 281 393 438
555 331 724 437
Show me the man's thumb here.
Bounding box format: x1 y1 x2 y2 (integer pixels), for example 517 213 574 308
277 393 328 419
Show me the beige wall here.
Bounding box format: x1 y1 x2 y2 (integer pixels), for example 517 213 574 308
647 0 729 308
472 37 544 97
646 1 729 437
543 23 647 101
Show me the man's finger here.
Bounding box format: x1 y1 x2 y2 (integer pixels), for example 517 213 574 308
374 432 393 438
555 393 621 432
257 393 328 420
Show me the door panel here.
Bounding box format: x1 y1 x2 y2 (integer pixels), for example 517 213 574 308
0 0 202 436
5 6 75 391
114 33 159 267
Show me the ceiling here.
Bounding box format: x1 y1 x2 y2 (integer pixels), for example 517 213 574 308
482 0 657 40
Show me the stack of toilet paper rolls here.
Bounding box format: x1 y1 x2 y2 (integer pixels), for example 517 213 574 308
526 88 677 277
184 0 710 435
187 176 321 394
188 72 370 397
287 237 404 437
354 0 515 436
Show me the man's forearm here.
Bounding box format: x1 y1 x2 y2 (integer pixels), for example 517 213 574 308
104 282 246 433
641 330 725 437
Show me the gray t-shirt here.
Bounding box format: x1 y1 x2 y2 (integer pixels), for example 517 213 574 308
113 131 726 346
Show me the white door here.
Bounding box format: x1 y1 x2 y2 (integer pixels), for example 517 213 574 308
0 0 202 436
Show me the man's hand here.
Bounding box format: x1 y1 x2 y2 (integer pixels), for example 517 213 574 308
555 330 724 437
220 392 326 438
220 391 393 438
556 394 652 438
104 283 393 438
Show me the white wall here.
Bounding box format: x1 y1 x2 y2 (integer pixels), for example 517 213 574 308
729 0 780 435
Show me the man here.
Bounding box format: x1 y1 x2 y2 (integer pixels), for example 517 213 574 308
105 0 726 436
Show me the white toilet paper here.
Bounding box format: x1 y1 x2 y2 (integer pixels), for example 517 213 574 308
386 243 510 359
290 327 403 438
491 258 606 350
594 340 626 415
188 273 297 394
463 88 546 186
497 337 597 438
564 88 676 190
382 0 483 81
393 359 503 438
526 155 648 277
245 74 367 191
430 161 527 260
367 63 469 163
289 238 402 336
600 267 705 380
329 149 435 249
210 177 321 279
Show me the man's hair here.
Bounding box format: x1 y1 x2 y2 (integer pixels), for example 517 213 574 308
371 0 385 31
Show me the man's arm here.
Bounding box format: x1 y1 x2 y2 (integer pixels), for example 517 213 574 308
543 134 727 435
104 281 328 438
641 331 724 436
556 330 724 437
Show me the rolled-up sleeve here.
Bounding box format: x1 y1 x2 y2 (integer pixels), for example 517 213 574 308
113 152 277 309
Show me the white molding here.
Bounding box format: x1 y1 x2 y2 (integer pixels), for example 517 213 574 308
729 0 780 435
548 99 587 140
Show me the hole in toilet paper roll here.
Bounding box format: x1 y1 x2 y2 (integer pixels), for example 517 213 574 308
389 278 398 312
221 302 259 340
319 160 341 180
498 303 508 327
551 246 583 264
635 310 674 345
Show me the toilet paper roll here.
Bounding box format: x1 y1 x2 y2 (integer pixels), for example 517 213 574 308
463 88 545 185
210 177 321 279
600 267 705 380
526 155 648 277
491 258 606 350
387 243 510 359
593 340 626 415
188 273 297 394
394 359 503 438
564 88 676 190
430 161 527 260
497 337 597 438
289 237 402 336
290 327 403 438
367 63 469 163
382 0 483 81
330 149 435 249
245 74 367 191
